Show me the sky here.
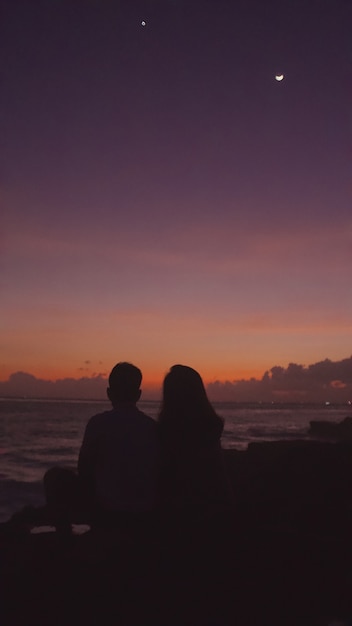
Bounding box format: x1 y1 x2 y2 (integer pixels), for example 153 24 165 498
1 0 352 399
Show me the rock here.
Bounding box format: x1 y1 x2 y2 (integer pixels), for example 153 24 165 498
2 441 352 624
223 441 352 534
309 416 352 441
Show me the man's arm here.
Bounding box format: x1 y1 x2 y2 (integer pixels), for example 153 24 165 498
78 419 98 506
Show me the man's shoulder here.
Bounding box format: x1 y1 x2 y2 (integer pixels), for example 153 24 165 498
87 407 156 426
85 409 115 430
135 408 158 427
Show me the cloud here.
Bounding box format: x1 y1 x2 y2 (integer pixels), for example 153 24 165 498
1 356 352 402
0 372 107 400
207 356 352 403
6 218 351 278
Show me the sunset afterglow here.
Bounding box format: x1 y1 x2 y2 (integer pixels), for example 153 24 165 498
2 1 351 400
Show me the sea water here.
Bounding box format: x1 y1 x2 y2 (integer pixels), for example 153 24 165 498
0 398 351 523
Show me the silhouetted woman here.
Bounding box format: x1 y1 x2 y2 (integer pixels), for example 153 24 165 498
157 365 233 623
158 364 232 520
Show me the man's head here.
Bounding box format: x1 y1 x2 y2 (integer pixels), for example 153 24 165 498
107 362 142 406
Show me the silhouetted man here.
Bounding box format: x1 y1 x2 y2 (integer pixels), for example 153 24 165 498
78 362 159 527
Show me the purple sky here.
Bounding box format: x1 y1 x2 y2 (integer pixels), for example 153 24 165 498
2 0 352 396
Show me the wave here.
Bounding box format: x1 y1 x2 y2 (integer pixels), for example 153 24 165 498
222 423 309 448
246 426 308 439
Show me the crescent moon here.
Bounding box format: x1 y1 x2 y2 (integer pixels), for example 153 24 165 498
275 74 284 81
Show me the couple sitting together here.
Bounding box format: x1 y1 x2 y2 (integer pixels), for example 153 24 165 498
44 362 233 533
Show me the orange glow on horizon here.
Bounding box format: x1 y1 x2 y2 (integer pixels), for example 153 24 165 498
0 364 270 387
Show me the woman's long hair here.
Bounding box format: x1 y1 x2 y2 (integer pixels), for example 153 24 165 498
158 365 224 442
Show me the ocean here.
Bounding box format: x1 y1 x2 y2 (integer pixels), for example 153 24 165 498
1 398 351 523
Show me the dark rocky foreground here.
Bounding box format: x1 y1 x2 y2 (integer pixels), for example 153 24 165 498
309 416 352 441
2 440 352 626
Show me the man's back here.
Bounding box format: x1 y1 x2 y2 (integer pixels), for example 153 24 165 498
78 405 159 513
